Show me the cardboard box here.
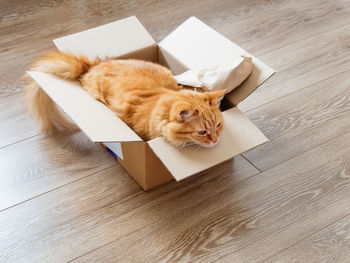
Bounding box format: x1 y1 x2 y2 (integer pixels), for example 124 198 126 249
28 16 275 190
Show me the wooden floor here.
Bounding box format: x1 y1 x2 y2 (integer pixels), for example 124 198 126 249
1 0 350 262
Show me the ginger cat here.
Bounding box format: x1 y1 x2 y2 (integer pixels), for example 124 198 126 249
26 51 225 147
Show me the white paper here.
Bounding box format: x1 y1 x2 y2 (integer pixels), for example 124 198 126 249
174 56 253 94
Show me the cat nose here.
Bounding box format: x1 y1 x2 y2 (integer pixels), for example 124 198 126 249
211 134 218 143
208 133 218 143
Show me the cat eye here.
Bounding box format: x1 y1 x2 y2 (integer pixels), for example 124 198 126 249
217 122 221 128
198 130 207 135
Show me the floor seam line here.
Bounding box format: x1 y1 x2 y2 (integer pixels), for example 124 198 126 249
261 198 350 262
255 20 350 58
240 154 261 172
0 163 117 213
0 133 40 150
261 224 332 262
67 221 157 262
243 69 350 114
251 130 350 174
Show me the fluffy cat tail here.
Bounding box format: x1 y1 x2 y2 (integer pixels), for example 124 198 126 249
26 51 97 134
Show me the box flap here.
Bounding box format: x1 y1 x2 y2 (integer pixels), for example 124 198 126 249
148 107 268 181
158 16 275 104
54 16 156 61
27 71 142 142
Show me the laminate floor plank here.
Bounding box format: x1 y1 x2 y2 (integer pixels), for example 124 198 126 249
238 24 350 112
0 131 115 211
0 156 257 262
72 131 350 263
0 93 38 148
0 6 83 98
329 214 350 248
265 228 350 263
242 70 350 170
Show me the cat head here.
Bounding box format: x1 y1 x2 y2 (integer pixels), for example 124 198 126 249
167 90 225 148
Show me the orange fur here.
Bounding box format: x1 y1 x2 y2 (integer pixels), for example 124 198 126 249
26 51 225 147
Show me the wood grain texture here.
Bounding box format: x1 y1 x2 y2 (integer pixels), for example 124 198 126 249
265 228 350 263
0 156 257 262
72 131 350 263
329 214 350 248
0 93 38 148
61 0 288 42
242 70 350 170
221 0 350 56
2 0 350 262
0 6 83 145
0 6 82 98
0 131 115 211
239 23 350 112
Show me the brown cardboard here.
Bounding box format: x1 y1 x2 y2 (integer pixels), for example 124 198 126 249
144 144 174 190
117 142 147 187
115 142 173 190
27 16 275 190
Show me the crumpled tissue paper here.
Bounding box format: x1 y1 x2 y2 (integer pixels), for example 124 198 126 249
174 56 253 94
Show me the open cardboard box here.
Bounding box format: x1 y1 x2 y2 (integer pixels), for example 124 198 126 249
28 16 275 190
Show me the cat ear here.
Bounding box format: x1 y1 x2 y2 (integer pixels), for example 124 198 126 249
204 89 227 106
178 109 195 122
171 102 196 122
